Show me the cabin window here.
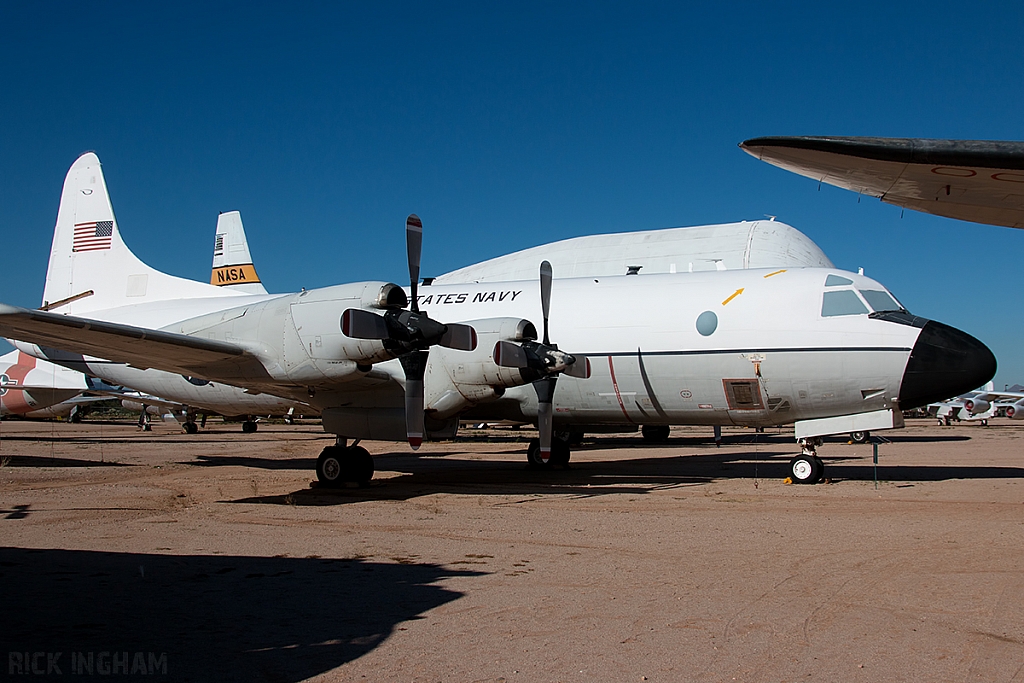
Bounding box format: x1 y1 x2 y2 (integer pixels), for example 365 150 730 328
825 274 853 287
821 290 868 317
859 289 901 313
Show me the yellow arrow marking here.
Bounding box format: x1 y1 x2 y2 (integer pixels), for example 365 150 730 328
764 269 787 278
722 288 744 305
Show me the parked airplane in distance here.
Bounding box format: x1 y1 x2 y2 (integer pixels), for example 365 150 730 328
0 349 89 417
0 153 996 487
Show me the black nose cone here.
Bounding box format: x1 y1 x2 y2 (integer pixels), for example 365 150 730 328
898 320 996 409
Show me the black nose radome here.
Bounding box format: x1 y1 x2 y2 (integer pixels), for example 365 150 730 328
898 320 996 409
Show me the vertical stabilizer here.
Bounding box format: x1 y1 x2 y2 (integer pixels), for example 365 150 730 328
210 211 268 294
42 153 249 316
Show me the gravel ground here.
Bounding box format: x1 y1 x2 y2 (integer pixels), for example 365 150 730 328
1 417 1023 682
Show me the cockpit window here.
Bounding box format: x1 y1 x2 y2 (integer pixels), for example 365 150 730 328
825 274 853 287
822 290 868 317
859 289 902 313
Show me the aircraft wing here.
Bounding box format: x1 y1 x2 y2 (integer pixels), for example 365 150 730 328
740 136 1024 229
0 304 270 384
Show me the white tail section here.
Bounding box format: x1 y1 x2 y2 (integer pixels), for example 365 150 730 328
210 211 268 294
43 153 248 316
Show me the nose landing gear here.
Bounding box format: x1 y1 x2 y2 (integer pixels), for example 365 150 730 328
790 437 825 484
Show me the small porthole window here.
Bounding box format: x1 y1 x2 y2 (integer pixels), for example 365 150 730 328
696 310 718 336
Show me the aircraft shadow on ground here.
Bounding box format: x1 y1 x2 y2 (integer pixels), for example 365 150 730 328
0 455 129 468
0 547 482 681
226 445 1024 507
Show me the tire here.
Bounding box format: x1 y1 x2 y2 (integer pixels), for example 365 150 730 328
316 446 345 488
849 430 869 444
349 446 375 485
242 421 258 433
790 454 823 484
550 438 571 467
183 422 199 435
641 425 671 443
526 439 547 467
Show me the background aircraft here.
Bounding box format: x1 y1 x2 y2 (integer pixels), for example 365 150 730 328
0 153 997 487
740 136 1024 230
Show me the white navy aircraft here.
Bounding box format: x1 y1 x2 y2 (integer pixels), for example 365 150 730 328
0 153 996 486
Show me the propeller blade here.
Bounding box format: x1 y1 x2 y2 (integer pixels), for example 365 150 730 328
564 355 591 379
341 309 390 340
539 260 552 345
439 323 478 351
537 402 553 462
534 376 557 463
405 380 425 449
407 214 423 312
399 349 429 449
493 340 530 368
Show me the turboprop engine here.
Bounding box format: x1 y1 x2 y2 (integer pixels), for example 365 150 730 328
423 317 540 419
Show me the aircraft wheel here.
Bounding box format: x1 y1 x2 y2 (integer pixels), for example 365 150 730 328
527 438 571 467
981 419 989 426
142 423 152 432
316 446 345 488
937 419 944 426
849 430 870 444
641 425 671 443
242 420 258 433
349 446 375 486
526 439 547 467
183 422 199 435
790 454 823 485
550 438 571 467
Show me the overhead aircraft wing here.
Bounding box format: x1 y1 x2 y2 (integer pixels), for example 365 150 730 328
740 136 1024 229
0 304 271 384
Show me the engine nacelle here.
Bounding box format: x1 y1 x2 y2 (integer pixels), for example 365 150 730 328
964 397 991 415
424 317 538 419
1007 401 1024 420
289 281 408 368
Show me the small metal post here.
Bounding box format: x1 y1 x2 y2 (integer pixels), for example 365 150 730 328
873 441 879 490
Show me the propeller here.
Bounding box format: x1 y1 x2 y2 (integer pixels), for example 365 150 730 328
493 260 590 463
342 214 477 449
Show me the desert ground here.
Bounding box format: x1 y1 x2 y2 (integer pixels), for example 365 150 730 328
1 416 1023 682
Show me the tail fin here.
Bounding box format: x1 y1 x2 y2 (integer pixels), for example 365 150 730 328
210 211 268 295
42 153 249 315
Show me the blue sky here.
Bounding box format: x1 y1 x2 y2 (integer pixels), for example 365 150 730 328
2 2 1023 386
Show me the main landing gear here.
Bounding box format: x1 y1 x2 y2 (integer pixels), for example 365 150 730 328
316 440 374 487
526 437 571 468
790 437 825 485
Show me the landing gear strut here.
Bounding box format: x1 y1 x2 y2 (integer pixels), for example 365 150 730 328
138 407 152 432
316 440 374 487
182 411 199 435
790 437 825 484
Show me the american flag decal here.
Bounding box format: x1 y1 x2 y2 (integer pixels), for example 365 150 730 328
73 221 114 252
